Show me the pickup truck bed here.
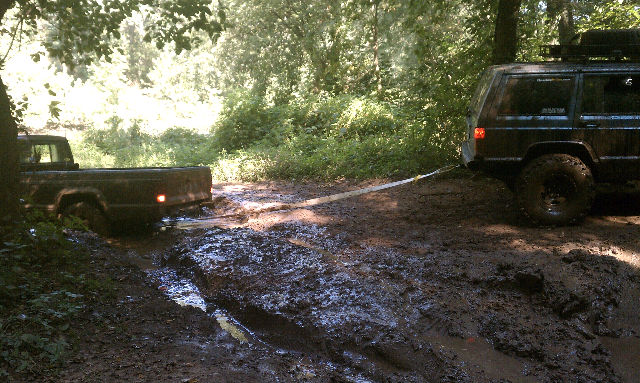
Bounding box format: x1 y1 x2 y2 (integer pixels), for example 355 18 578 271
19 135 212 234
22 166 212 223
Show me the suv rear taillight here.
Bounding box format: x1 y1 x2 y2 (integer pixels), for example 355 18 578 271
474 128 485 139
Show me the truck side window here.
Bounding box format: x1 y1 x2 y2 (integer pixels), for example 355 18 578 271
583 74 640 114
498 76 574 116
32 144 52 163
50 143 68 162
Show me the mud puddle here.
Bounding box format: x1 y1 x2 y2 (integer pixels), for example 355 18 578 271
147 267 208 311
147 266 256 344
160 224 586 382
113 177 640 382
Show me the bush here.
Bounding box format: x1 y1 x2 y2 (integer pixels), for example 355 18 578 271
80 117 157 168
74 124 216 168
0 215 109 378
158 127 217 166
208 92 460 181
211 90 275 152
69 92 463 182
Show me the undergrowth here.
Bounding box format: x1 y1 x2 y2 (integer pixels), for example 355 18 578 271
70 92 464 181
0 213 111 379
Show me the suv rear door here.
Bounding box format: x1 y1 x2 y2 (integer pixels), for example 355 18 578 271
485 72 578 160
577 72 640 181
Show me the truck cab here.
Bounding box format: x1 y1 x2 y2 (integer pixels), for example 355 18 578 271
19 135 79 172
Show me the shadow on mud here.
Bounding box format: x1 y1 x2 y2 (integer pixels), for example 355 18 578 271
591 186 640 216
108 177 640 382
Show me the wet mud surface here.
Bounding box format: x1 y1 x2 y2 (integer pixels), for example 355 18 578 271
41 174 640 382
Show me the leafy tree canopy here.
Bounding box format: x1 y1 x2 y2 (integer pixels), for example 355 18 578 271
3 0 226 69
0 0 227 223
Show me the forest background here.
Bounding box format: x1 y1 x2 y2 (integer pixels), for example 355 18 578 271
4 0 639 181
0 1 639 377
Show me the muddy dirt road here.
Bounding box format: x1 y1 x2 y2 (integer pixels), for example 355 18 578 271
53 173 640 383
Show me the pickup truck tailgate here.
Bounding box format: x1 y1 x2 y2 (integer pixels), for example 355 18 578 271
160 167 212 206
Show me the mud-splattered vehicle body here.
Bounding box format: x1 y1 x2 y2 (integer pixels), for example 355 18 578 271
19 135 212 234
462 29 640 225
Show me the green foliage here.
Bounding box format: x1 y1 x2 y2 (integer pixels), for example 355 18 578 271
74 123 216 168
0 214 110 377
8 0 640 185
211 90 275 151
143 0 226 53
575 0 640 31
208 92 460 181
158 127 218 166
10 0 226 70
213 92 400 145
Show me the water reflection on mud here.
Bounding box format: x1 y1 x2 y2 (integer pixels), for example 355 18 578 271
119 177 640 382
213 309 252 344
152 219 640 383
147 268 207 312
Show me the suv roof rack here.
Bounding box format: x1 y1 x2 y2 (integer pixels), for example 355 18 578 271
541 29 640 60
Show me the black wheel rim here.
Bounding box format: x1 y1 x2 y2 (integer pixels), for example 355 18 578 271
538 173 577 211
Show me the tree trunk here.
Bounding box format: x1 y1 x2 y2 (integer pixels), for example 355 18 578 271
548 0 575 44
372 0 382 100
0 76 20 224
493 0 522 64
0 1 21 224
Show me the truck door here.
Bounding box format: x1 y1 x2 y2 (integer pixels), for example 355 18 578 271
579 73 640 180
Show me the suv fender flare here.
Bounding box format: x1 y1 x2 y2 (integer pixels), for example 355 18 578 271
522 141 599 171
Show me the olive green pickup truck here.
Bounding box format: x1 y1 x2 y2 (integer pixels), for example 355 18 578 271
19 134 212 235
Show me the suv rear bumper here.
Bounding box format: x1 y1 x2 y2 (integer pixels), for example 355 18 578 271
461 141 523 182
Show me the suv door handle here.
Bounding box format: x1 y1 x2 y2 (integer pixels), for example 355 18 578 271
580 121 600 128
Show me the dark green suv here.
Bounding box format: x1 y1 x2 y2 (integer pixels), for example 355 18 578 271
462 30 640 225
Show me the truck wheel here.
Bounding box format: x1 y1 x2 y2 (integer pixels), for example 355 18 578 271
516 154 595 226
61 202 111 236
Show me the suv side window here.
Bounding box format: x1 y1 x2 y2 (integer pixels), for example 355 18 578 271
498 76 575 116
583 74 640 114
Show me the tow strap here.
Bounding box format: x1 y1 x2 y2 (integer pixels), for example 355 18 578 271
175 164 459 229
285 164 459 209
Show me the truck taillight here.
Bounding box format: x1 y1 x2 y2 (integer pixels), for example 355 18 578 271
474 128 485 139
157 194 166 203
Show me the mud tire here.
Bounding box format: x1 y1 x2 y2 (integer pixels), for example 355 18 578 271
62 202 111 236
516 154 595 226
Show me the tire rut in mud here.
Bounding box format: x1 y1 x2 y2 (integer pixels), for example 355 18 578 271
159 207 640 383
161 226 460 382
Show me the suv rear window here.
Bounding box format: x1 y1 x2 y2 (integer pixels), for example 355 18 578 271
583 74 640 114
498 76 575 116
